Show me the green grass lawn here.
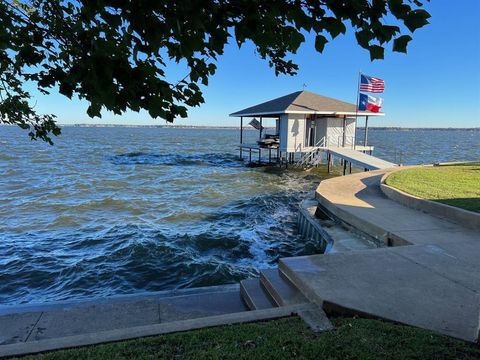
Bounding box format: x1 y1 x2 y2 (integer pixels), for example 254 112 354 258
19 317 479 360
385 162 480 213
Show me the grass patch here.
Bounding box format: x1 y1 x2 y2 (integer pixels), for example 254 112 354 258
385 163 480 213
19 317 479 360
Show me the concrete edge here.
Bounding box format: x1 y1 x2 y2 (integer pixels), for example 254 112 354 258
0 284 241 316
380 171 480 232
278 260 324 308
323 299 480 343
0 304 317 358
314 191 411 247
296 305 335 333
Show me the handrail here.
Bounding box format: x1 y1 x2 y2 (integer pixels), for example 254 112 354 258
294 137 326 167
337 136 355 149
305 136 326 150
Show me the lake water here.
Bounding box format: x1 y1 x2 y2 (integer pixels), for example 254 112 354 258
0 126 479 305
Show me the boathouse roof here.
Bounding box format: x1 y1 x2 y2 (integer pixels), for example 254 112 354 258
229 90 384 117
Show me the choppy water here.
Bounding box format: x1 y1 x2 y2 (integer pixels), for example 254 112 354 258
0 127 329 305
357 128 480 165
0 126 478 305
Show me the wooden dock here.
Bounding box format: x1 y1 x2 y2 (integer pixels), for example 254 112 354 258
238 142 397 174
238 143 280 164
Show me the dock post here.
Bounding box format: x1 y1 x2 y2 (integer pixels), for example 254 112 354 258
240 116 243 160
249 148 252 163
364 116 369 146
259 148 261 164
269 148 272 163
327 153 331 173
343 160 347 176
349 162 352 174
259 117 263 140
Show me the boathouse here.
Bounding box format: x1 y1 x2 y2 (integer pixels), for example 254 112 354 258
230 90 385 169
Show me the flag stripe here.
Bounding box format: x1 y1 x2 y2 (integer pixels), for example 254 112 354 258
359 74 385 93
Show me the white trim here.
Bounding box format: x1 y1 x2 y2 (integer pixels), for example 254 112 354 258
229 111 284 117
230 110 384 117
286 110 385 117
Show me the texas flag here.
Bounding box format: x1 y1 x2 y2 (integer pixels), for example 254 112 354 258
358 93 383 113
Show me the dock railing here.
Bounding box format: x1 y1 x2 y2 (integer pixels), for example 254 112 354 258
337 136 355 149
294 137 326 168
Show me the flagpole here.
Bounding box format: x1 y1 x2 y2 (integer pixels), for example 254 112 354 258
355 71 361 146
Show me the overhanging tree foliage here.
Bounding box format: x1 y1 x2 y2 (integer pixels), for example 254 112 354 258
0 0 430 143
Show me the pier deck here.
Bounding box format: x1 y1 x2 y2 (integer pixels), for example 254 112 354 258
238 143 280 164
326 147 396 170
238 142 396 172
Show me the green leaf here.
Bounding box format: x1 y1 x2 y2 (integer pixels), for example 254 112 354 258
388 0 412 19
369 45 385 61
355 30 373 50
393 35 412 53
322 17 346 39
379 25 401 43
314 35 328 53
87 103 102 118
404 9 431 32
177 106 188 118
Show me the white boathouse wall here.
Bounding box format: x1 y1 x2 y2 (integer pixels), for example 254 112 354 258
279 115 356 152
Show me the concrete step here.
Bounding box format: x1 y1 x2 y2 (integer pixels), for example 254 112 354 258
260 268 307 306
240 279 276 310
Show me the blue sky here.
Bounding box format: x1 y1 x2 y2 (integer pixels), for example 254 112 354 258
29 1 480 128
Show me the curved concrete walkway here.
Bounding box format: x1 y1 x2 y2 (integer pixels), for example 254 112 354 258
280 169 480 342
315 169 479 247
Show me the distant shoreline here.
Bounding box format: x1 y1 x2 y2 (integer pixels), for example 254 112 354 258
1 124 479 131
63 124 479 131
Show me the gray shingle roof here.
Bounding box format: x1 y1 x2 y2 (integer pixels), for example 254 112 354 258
230 90 382 116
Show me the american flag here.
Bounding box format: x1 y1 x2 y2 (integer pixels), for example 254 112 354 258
249 118 264 131
359 74 385 93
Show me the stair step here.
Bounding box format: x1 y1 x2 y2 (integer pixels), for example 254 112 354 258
240 279 276 310
260 268 307 306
